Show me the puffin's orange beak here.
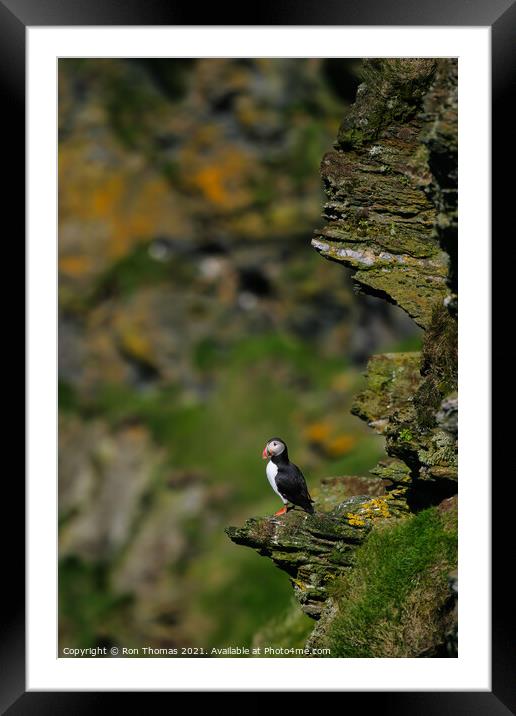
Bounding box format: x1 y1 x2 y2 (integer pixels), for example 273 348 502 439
262 446 269 460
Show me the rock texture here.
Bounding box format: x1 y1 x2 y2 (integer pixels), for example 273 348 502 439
227 480 384 618
227 58 458 655
312 59 455 329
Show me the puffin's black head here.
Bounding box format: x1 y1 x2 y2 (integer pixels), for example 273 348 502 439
262 437 287 460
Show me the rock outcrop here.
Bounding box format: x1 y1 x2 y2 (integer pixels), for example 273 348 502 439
227 477 386 618
312 59 456 329
227 59 458 656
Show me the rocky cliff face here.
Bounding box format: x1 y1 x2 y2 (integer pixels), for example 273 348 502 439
227 59 458 657
60 59 423 653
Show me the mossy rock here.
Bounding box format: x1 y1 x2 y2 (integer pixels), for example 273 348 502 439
226 494 375 619
306 501 458 657
312 59 457 328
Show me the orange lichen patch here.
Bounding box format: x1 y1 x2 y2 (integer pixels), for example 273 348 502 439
304 422 356 458
325 434 357 458
107 177 179 260
193 165 230 205
59 255 93 277
304 422 332 444
187 147 253 211
85 173 176 260
90 174 125 216
59 134 192 285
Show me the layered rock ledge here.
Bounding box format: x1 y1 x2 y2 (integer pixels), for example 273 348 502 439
226 476 390 618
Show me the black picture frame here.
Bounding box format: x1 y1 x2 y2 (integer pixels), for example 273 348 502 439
5 0 512 711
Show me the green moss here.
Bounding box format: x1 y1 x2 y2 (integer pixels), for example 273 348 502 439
59 380 79 413
320 505 457 657
352 352 422 426
59 556 133 650
192 337 224 371
289 121 333 188
338 59 436 149
399 428 414 442
94 243 195 300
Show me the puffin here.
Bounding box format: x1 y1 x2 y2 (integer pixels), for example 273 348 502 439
262 437 315 516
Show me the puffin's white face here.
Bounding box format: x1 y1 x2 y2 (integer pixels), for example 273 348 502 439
262 439 286 459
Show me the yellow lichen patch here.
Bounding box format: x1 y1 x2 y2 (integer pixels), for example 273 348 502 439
358 497 391 521
368 498 391 518
346 497 393 528
118 328 154 365
346 513 367 527
291 577 308 590
268 203 302 232
388 486 409 501
228 211 267 240
304 422 332 443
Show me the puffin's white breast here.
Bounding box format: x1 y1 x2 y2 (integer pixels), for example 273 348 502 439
266 461 286 503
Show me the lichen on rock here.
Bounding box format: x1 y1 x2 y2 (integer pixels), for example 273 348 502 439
312 59 454 329
226 482 377 619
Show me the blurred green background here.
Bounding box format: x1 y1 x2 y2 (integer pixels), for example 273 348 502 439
58 58 421 654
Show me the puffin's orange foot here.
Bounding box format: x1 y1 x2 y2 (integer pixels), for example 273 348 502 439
274 505 288 516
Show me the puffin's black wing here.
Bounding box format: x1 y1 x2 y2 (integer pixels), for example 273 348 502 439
276 463 314 514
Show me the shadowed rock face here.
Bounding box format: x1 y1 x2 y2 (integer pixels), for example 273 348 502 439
227 59 458 651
